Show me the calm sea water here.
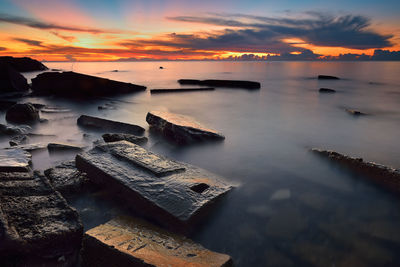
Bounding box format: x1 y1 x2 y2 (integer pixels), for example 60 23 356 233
6 61 400 266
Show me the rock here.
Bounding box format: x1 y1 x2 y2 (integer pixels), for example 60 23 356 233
270 189 291 201
78 115 145 135
44 160 91 195
0 171 82 266
82 216 232 267
41 106 71 113
9 143 47 152
0 148 31 172
0 56 47 72
319 88 336 93
9 135 29 146
0 124 31 135
311 148 400 193
102 133 148 145
75 141 233 230
146 111 225 144
30 103 46 109
318 75 340 80
159 66 164 69
47 143 84 152
345 109 367 116
0 100 17 110
31 71 146 97
151 87 215 93
0 62 30 92
5 103 40 124
178 79 261 89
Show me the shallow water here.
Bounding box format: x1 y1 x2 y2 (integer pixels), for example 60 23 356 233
3 61 400 266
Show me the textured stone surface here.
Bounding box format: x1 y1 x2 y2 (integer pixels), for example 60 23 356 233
311 148 400 193
151 87 215 93
146 111 225 144
44 160 91 195
178 79 260 89
78 115 145 135
102 133 148 145
31 71 146 97
0 148 31 172
8 143 47 152
83 216 232 267
5 103 40 124
76 141 233 229
0 171 83 266
0 124 31 135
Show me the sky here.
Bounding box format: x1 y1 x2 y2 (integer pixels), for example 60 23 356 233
0 0 399 61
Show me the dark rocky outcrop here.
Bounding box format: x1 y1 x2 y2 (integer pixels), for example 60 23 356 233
0 100 17 110
102 133 148 145
31 71 146 97
77 115 145 135
44 160 91 195
75 141 233 230
319 88 336 93
318 75 340 80
311 148 400 193
0 171 83 266
5 103 40 124
178 79 261 89
9 135 28 146
151 87 215 93
0 56 47 72
82 216 232 267
0 124 31 135
0 63 30 93
146 111 224 144
0 148 31 172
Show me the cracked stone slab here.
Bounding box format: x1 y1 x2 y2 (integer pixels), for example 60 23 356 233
83 216 232 267
76 141 233 229
0 171 83 266
0 148 31 172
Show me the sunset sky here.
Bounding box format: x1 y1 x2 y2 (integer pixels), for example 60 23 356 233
0 0 399 61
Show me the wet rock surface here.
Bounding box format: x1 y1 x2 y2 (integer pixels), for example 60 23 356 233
9 143 47 152
319 88 336 93
31 71 146 97
146 111 225 144
318 75 340 80
102 133 148 145
0 171 83 266
0 63 30 92
47 143 84 152
0 124 31 135
345 108 367 116
0 56 47 72
9 134 28 146
0 148 31 172
44 160 91 195
75 141 233 230
78 115 145 135
82 216 232 267
5 103 40 124
311 148 400 193
151 87 215 93
178 79 261 89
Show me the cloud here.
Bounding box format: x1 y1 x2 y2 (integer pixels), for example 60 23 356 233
12 37 45 47
267 49 321 61
50 31 76 42
0 47 6 51
371 49 400 60
0 13 126 34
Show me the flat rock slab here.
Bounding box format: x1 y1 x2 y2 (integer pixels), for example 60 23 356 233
0 124 31 135
319 88 336 93
31 71 146 97
0 148 31 172
0 171 83 266
83 216 232 267
318 75 340 80
78 115 145 135
75 141 233 229
102 133 148 145
146 111 224 144
178 79 260 89
47 143 84 152
150 87 215 93
311 148 400 193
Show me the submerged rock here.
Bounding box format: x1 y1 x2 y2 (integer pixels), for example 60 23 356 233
0 56 47 72
102 133 148 145
31 71 146 97
47 143 84 152
319 88 336 93
0 171 82 266
75 141 233 230
0 148 31 172
345 109 367 116
9 135 29 146
150 87 215 93
311 148 400 193
77 115 145 135
146 111 225 144
5 103 40 124
0 62 30 93
178 79 261 89
82 216 232 267
318 75 340 80
44 160 91 195
0 124 31 135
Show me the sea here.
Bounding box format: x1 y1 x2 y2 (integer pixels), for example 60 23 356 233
3 61 400 266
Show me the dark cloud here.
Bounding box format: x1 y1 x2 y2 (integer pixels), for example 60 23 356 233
168 13 393 50
0 13 125 34
12 38 45 47
267 49 321 61
371 49 400 60
0 47 6 51
50 31 77 42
